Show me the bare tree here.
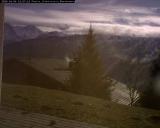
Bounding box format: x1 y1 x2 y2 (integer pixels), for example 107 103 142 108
128 84 139 106
124 58 145 106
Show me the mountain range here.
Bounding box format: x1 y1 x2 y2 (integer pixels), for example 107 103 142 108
4 23 67 43
4 23 160 87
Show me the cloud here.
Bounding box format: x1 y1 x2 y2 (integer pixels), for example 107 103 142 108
4 2 160 36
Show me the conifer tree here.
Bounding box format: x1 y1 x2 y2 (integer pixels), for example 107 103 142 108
68 25 112 99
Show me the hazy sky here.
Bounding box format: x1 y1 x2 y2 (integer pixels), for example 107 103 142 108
5 0 160 36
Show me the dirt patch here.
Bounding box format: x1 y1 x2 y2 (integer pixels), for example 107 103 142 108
131 117 141 121
72 101 84 106
40 105 52 112
48 120 56 126
13 95 29 101
21 111 30 115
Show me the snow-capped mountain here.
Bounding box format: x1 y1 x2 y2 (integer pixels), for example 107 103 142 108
14 25 43 40
4 23 19 42
4 23 43 42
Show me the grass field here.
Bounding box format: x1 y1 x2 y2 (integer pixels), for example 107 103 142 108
2 83 160 128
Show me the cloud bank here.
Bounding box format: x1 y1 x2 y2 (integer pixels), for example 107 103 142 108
5 0 160 36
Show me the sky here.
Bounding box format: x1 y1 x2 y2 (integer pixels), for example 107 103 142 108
5 0 160 36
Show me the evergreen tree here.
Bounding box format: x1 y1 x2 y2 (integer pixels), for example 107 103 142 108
68 25 112 99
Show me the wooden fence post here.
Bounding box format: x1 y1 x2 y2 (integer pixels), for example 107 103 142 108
0 4 4 104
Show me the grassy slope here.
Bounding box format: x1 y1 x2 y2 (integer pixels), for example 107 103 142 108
2 83 160 128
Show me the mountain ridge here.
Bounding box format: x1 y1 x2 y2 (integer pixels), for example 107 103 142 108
4 23 43 43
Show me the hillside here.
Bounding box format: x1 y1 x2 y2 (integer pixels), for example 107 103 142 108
2 83 160 128
2 58 131 105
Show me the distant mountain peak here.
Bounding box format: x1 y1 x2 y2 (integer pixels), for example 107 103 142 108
24 25 42 32
5 23 43 43
14 24 43 39
4 23 19 42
